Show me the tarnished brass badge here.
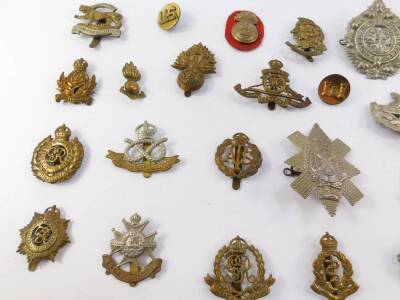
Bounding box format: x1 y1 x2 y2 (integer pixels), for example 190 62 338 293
158 3 181 30
172 43 216 97
205 236 275 300
107 121 179 177
284 124 363 217
72 3 123 48
234 59 311 110
32 125 84 184
120 62 145 100
286 18 326 62
340 0 400 79
17 206 70 271
215 133 262 190
102 213 162 286
318 74 350 105
311 233 359 300
371 92 400 132
56 58 96 105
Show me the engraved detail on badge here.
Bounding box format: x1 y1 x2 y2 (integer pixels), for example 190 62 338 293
215 133 262 190
120 62 145 100
340 0 400 79
286 17 326 62
17 206 70 271
371 92 400 132
172 43 216 97
318 74 350 105
107 121 179 177
72 3 123 48
102 213 162 287
158 3 180 30
205 236 275 300
284 124 363 217
56 58 96 105
231 12 259 44
31 125 84 184
311 233 359 300
234 59 311 110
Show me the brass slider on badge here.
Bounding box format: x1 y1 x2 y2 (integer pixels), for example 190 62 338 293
56 58 96 105
205 236 275 300
286 17 326 62
120 62 145 100
102 213 162 286
234 59 311 110
172 43 216 97
158 3 181 30
371 92 400 132
31 124 84 184
311 233 359 300
284 124 363 217
318 74 350 105
72 3 123 48
215 133 262 190
17 206 70 271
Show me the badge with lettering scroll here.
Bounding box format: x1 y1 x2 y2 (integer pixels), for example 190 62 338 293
283 124 363 217
31 125 84 184
102 213 162 287
225 11 264 51
340 0 400 79
371 92 400 132
17 206 70 271
158 3 181 30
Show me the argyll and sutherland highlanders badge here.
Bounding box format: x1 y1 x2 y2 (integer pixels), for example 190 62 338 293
371 92 400 132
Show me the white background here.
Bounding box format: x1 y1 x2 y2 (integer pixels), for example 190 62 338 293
1 0 400 299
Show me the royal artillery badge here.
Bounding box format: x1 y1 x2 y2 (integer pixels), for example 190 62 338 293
284 124 363 217
107 121 179 178
31 125 84 184
102 213 162 286
17 206 70 271
371 92 400 132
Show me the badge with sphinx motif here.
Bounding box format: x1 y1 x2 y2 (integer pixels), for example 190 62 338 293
284 124 363 217
102 213 162 287
370 92 400 132
107 121 180 178
31 125 84 184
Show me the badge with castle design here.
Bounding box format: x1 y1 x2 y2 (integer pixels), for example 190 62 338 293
31 125 84 184
107 121 179 178
284 124 363 217
102 213 162 286
17 206 70 271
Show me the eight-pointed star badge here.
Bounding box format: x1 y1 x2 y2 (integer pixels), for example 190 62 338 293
284 124 363 217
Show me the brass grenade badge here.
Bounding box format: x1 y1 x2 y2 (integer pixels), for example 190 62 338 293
107 121 180 177
120 62 145 100
205 236 275 300
284 124 363 217
215 133 262 190
102 213 162 286
72 3 123 48
56 58 96 105
32 125 84 184
172 43 216 97
311 233 359 300
234 59 311 110
17 206 70 271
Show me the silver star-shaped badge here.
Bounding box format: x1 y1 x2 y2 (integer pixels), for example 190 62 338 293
371 92 400 132
284 124 363 217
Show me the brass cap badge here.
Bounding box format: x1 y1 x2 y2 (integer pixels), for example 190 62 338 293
158 3 181 30
311 233 359 300
17 206 70 271
120 62 145 100
215 133 262 190
284 124 363 217
102 213 162 286
371 92 400 132
72 3 123 48
107 121 180 177
172 43 216 97
234 59 311 110
205 236 275 300
31 124 84 184
56 58 96 105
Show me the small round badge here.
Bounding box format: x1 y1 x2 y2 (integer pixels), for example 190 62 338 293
225 10 264 51
318 74 350 105
158 3 181 30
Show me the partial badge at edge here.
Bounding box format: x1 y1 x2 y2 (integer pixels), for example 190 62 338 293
371 92 400 132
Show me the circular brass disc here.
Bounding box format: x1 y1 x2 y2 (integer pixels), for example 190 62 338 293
157 3 181 30
318 74 350 105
